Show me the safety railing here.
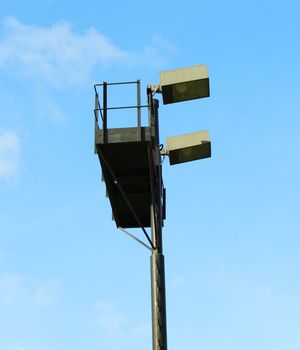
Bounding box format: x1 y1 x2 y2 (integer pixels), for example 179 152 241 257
94 80 149 143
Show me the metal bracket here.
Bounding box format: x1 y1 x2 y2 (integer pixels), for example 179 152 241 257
118 227 153 251
160 148 169 156
147 84 162 94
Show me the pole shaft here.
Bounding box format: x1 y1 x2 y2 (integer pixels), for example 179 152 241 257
151 251 167 350
148 91 168 350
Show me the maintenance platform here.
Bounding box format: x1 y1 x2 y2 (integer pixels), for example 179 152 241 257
94 81 162 229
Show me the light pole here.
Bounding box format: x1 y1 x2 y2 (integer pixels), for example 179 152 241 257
94 64 211 350
148 91 167 350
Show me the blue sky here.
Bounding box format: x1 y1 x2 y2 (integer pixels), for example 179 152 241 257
0 1 300 349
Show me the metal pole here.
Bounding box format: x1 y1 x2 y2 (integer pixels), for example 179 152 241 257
103 81 108 143
151 221 167 350
148 91 168 350
137 80 141 140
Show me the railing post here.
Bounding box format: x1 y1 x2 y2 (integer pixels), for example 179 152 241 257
103 82 108 143
137 80 141 140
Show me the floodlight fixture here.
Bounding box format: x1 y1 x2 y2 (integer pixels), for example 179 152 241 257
160 64 209 104
166 129 211 165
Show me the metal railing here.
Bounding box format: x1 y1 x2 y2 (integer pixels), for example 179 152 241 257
94 80 149 143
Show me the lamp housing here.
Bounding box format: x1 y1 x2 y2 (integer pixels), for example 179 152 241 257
166 130 211 165
160 64 209 104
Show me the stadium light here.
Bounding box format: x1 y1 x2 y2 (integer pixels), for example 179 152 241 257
94 63 212 350
160 64 209 104
166 129 211 165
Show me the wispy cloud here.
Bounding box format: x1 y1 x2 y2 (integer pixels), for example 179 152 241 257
0 272 62 306
0 17 128 86
0 17 175 87
0 131 20 180
93 298 152 342
94 300 125 336
137 35 177 67
34 279 62 305
34 85 69 123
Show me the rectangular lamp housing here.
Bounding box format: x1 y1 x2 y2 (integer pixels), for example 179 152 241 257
160 64 209 104
166 130 211 165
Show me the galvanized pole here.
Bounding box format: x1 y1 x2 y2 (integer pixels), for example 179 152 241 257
148 91 168 350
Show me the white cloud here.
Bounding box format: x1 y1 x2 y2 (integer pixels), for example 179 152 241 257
137 35 177 67
0 17 128 86
0 131 20 180
0 17 175 87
